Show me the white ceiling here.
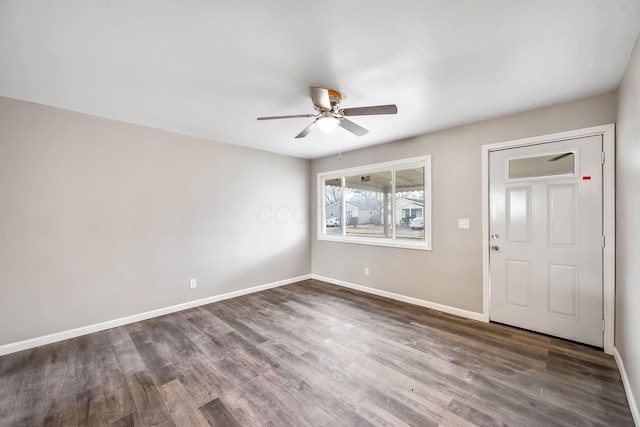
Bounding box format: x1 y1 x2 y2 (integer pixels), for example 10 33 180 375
1 1 639 159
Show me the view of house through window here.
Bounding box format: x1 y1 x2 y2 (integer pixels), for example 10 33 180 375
324 178 342 235
344 171 392 238
395 168 425 240
319 156 431 250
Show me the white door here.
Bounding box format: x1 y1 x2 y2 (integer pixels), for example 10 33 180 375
489 135 603 347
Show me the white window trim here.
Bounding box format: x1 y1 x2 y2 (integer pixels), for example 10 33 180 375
317 155 432 251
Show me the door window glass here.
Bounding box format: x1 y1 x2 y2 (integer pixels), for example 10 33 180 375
508 153 575 179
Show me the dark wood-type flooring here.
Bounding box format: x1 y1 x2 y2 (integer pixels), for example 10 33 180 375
0 279 634 426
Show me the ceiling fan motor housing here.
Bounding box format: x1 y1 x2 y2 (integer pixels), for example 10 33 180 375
327 90 342 109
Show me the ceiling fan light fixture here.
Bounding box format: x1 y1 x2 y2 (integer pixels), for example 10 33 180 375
257 86 397 138
317 115 340 132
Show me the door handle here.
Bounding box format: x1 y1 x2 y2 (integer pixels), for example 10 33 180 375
490 245 500 251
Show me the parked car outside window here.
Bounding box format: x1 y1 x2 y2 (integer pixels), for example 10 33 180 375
326 217 341 227
410 217 425 230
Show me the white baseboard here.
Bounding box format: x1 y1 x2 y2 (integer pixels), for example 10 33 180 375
614 347 640 426
311 274 486 322
0 274 311 356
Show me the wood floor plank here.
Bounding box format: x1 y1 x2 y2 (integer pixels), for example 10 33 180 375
103 380 136 424
11 349 51 426
174 363 219 408
363 385 441 426
110 413 134 427
47 341 77 400
249 374 322 426
215 355 312 426
170 311 228 363
128 329 177 386
72 336 103 395
199 398 241 427
110 327 147 376
125 370 176 427
257 341 373 426
468 355 630 425
154 316 201 362
357 398 412 427
437 407 484 427
212 308 269 346
199 357 275 425
446 398 524 427
43 395 77 427
463 370 579 426
0 398 16 426
258 369 342 426
91 343 137 423
158 379 210 427
0 279 634 426
0 351 26 425
75 387 108 427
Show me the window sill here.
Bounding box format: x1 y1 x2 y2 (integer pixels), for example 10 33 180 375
317 234 431 251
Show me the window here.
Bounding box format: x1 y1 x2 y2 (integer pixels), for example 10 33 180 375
318 156 431 250
508 152 575 179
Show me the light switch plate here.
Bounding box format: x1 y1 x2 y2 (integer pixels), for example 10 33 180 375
458 219 470 229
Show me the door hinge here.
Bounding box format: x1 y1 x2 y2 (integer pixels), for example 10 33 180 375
601 152 606 164
601 236 606 248
602 319 606 332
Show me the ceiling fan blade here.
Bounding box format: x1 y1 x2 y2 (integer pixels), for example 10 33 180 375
548 152 573 162
339 118 369 137
340 104 398 116
295 120 318 139
257 113 316 120
309 86 331 110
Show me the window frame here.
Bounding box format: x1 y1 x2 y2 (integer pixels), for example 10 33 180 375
317 155 432 250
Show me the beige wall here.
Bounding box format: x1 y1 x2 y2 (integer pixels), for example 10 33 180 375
0 96 310 347
0 88 625 353
311 92 617 314
616 34 640 418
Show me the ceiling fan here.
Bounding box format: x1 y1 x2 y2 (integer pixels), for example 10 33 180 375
257 86 398 139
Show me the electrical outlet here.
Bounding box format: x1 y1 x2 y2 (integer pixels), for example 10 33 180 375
364 267 369 276
189 278 197 289
458 219 470 229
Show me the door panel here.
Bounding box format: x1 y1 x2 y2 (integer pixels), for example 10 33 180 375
548 264 578 318
548 184 577 247
506 260 530 308
489 135 603 347
506 187 531 243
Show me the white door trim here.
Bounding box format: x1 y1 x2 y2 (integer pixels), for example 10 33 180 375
481 124 615 354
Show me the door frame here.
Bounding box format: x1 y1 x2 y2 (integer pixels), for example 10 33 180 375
481 124 615 354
